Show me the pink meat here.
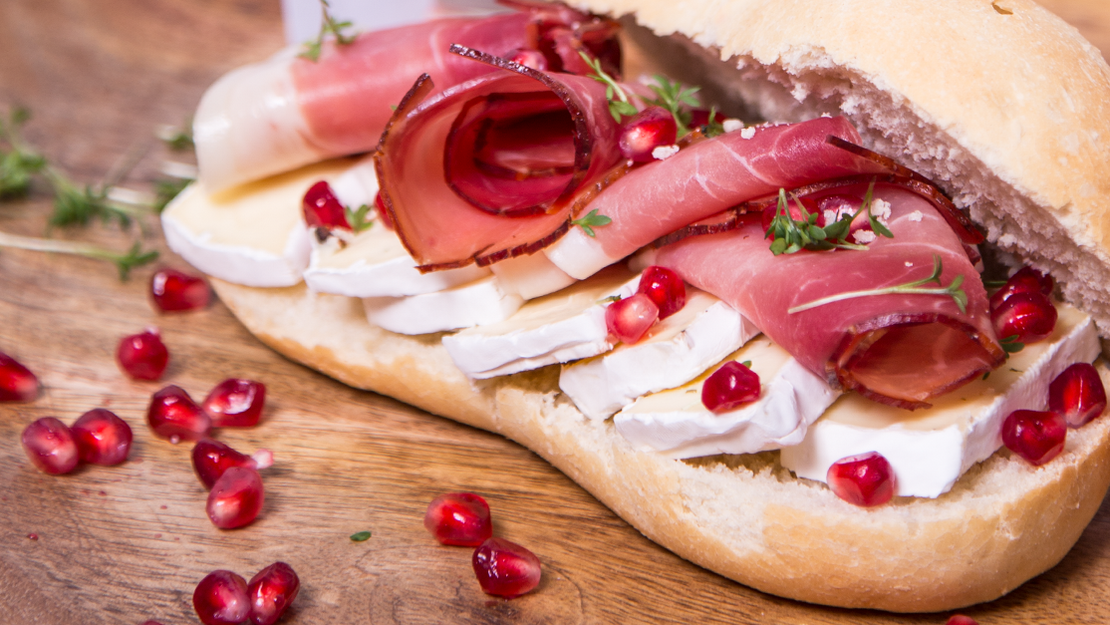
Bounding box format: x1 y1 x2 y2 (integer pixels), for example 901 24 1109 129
651 181 1005 409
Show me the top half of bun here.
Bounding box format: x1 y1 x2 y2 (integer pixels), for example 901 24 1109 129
567 0 1110 334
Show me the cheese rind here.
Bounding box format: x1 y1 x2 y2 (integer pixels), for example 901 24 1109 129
362 276 523 335
560 296 760 420
489 252 578 300
780 304 1100 498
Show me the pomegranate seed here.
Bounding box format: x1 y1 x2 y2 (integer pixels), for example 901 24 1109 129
946 616 979 625
192 439 272 489
701 361 761 413
990 266 1054 310
71 408 132 465
27 533 38 540
247 562 300 625
302 180 350 231
504 47 548 71
21 417 79 475
637 266 686 320
1002 409 1067 465
688 108 725 128
117 328 169 380
374 191 394 230
141 621 165 625
991 291 1057 344
148 385 211 442
152 267 210 312
202 378 266 427
207 466 264 529
605 293 659 344
193 570 251 625
619 106 677 162
424 493 493 546
826 451 896 507
1050 363 1107 428
472 537 542 598
0 351 38 402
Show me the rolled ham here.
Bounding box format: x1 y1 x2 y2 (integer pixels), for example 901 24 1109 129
193 5 619 192
648 180 1006 409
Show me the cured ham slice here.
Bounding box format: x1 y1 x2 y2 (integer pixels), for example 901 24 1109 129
647 180 1006 409
193 5 619 192
375 46 622 270
543 118 892 279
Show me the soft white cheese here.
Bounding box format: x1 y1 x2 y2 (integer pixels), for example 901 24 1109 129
614 336 838 458
162 159 357 287
543 226 620 280
560 292 760 420
362 275 523 335
488 252 578 300
780 304 1100 498
442 266 639 379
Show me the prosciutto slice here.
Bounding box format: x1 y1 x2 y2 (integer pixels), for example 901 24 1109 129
649 180 1006 409
193 5 619 192
543 118 893 279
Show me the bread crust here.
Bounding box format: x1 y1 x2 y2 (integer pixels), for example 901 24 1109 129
213 279 1110 611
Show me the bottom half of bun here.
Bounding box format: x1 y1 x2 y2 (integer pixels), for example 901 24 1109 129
211 278 1110 613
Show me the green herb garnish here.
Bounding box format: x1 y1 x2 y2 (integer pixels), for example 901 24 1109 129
571 208 612 237
152 177 192 214
1000 334 1025 354
598 294 622 304
788 254 968 314
45 169 141 230
344 203 373 233
0 107 47 198
740 360 752 368
0 231 157 280
645 75 700 137
300 0 357 62
350 531 372 542
578 51 637 122
765 188 868 255
157 122 194 151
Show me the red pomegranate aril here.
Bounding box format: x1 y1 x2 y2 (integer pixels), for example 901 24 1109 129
21 417 79 475
701 361 761 413
0 351 38 402
605 293 659 344
637 266 686 320
505 47 548 71
1050 363 1108 428
1003 409 1067 465
117 328 169 380
946 616 979 625
374 191 394 230
991 291 1057 344
194 570 251 625
424 492 493 547
248 562 300 625
207 466 265 529
203 378 266 427
619 106 678 162
71 408 132 466
826 451 896 507
152 268 211 312
990 266 1055 310
193 439 272 489
148 385 211 443
472 537 542 598
302 180 350 231
688 108 725 128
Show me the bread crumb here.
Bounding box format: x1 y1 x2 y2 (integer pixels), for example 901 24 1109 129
723 119 743 133
652 145 680 160
740 127 756 139
908 210 924 222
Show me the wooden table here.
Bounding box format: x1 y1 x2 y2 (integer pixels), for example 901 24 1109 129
2 1 1110 623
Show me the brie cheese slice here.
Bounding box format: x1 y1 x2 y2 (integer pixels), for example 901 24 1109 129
362 275 523 335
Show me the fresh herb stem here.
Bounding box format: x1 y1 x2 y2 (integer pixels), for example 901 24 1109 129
645 75 700 137
300 0 357 62
578 51 637 122
0 107 47 198
345 204 373 233
44 166 144 229
0 231 158 280
570 208 612 237
787 254 968 314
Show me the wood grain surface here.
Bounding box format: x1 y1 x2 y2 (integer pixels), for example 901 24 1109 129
2 1 1110 623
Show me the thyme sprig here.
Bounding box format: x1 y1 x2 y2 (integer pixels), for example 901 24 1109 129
0 108 47 198
645 75 700 137
578 51 637 122
788 254 968 314
156 121 194 151
345 204 373 233
300 0 357 62
0 231 158 280
571 208 611 237
766 182 892 255
45 167 143 229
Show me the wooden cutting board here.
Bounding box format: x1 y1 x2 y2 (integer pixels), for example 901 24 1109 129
2 1 1110 623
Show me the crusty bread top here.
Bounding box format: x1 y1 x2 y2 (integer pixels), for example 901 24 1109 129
568 0 1110 336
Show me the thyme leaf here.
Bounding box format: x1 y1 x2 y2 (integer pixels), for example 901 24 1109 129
156 122 194 151
765 188 867 255
45 168 141 230
788 254 968 314
300 0 357 62
0 231 157 281
153 177 192 214
570 208 611 237
345 204 373 233
349 531 372 542
0 107 47 198
702 106 726 138
645 75 700 137
578 51 634 122
1000 334 1025 354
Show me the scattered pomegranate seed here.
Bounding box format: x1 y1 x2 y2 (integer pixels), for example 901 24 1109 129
193 570 251 625
151 268 211 312
1049 363 1108 428
302 180 350 231
990 266 1054 310
826 451 896 507
21 417 79 475
424 493 493 547
946 616 979 625
472 537 542 598
991 291 1057 344
1002 409 1067 466
701 361 761 413
247 562 300 625
619 106 677 162
203 378 266 427
374 191 394 230
140 621 166 625
605 293 659 344
207 466 265 529
637 266 686 320
504 47 548 71
27 533 38 541
71 408 132 466
192 439 272 489
148 385 211 443
0 351 38 402
116 328 169 381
